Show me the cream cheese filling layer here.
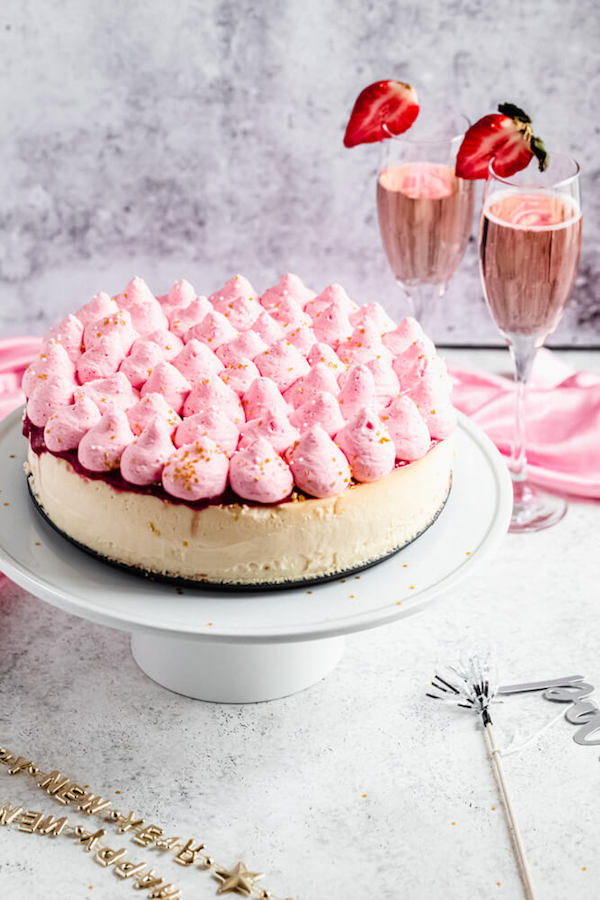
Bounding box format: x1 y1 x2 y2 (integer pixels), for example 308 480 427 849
26 440 452 585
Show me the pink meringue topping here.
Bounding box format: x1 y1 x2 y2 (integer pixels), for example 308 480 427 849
183 376 244 426
381 395 431 461
392 338 437 390
162 439 229 501
239 408 299 455
290 391 345 437
140 361 191 414
242 376 290 422
260 273 315 311
118 276 156 308
119 339 165 388
175 409 240 457
76 372 139 413
144 328 184 361
27 375 76 427
120 416 175 485
209 274 255 310
185 310 239 349
335 408 395 482
307 342 346 375
75 291 118 325
216 331 268 367
409 373 457 440
216 293 261 332
366 357 400 407
349 302 396 334
252 311 285 345
305 283 357 320
168 296 212 339
83 310 137 356
160 279 196 314
172 339 224 381
77 408 134 472
219 358 261 396
338 364 378 421
312 302 353 347
118 277 168 334
127 393 182 437
31 272 456 505
22 340 75 397
382 316 433 356
255 339 310 392
229 437 294 503
337 320 393 367
47 314 84 362
77 336 122 383
283 362 340 408
285 324 317 356
289 426 352 498
269 296 311 331
44 396 101 452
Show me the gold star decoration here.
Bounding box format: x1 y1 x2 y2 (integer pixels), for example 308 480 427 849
214 860 264 895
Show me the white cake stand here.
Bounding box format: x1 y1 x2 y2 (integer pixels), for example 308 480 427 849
0 408 511 702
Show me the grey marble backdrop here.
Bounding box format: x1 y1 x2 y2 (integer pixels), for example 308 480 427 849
1 0 598 344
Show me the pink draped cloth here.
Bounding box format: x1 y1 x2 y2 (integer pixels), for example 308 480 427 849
0 337 42 422
1 338 598 498
449 349 600 498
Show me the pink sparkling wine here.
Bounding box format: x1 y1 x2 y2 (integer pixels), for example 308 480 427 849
377 162 475 285
480 191 582 337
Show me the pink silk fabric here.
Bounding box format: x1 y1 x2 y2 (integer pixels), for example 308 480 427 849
449 349 600 498
0 337 42 422
1 338 598 498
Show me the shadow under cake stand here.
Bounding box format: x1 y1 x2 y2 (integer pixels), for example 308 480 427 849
0 409 511 702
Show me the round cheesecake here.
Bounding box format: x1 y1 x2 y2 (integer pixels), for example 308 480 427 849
25 439 451 586
22 274 457 587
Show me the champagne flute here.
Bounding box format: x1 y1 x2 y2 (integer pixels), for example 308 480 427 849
376 111 476 322
479 153 582 532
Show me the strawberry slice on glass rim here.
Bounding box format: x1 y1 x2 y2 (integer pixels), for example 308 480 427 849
343 80 419 148
455 102 548 179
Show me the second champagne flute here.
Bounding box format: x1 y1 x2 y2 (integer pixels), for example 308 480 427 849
479 153 582 532
376 112 476 323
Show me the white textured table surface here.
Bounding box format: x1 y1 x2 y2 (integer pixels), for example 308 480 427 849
1 349 599 900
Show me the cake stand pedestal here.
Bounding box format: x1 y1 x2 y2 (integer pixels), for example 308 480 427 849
0 410 511 703
131 632 345 702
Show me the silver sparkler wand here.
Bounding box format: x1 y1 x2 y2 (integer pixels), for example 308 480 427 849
427 656 537 900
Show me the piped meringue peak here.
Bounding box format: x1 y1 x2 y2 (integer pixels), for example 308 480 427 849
335 408 395 482
162 439 229 501
24 273 455 499
290 426 352 498
229 437 294 504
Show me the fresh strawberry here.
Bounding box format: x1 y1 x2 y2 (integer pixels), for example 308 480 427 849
455 102 548 179
343 80 419 148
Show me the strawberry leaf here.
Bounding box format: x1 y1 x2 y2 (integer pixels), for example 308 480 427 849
531 134 549 171
498 102 531 124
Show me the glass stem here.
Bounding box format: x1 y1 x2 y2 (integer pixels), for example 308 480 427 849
507 334 537 485
404 282 444 323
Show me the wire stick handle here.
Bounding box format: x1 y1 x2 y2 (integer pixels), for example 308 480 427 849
484 722 537 900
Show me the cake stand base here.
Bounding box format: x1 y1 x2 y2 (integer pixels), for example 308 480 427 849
130 632 345 702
